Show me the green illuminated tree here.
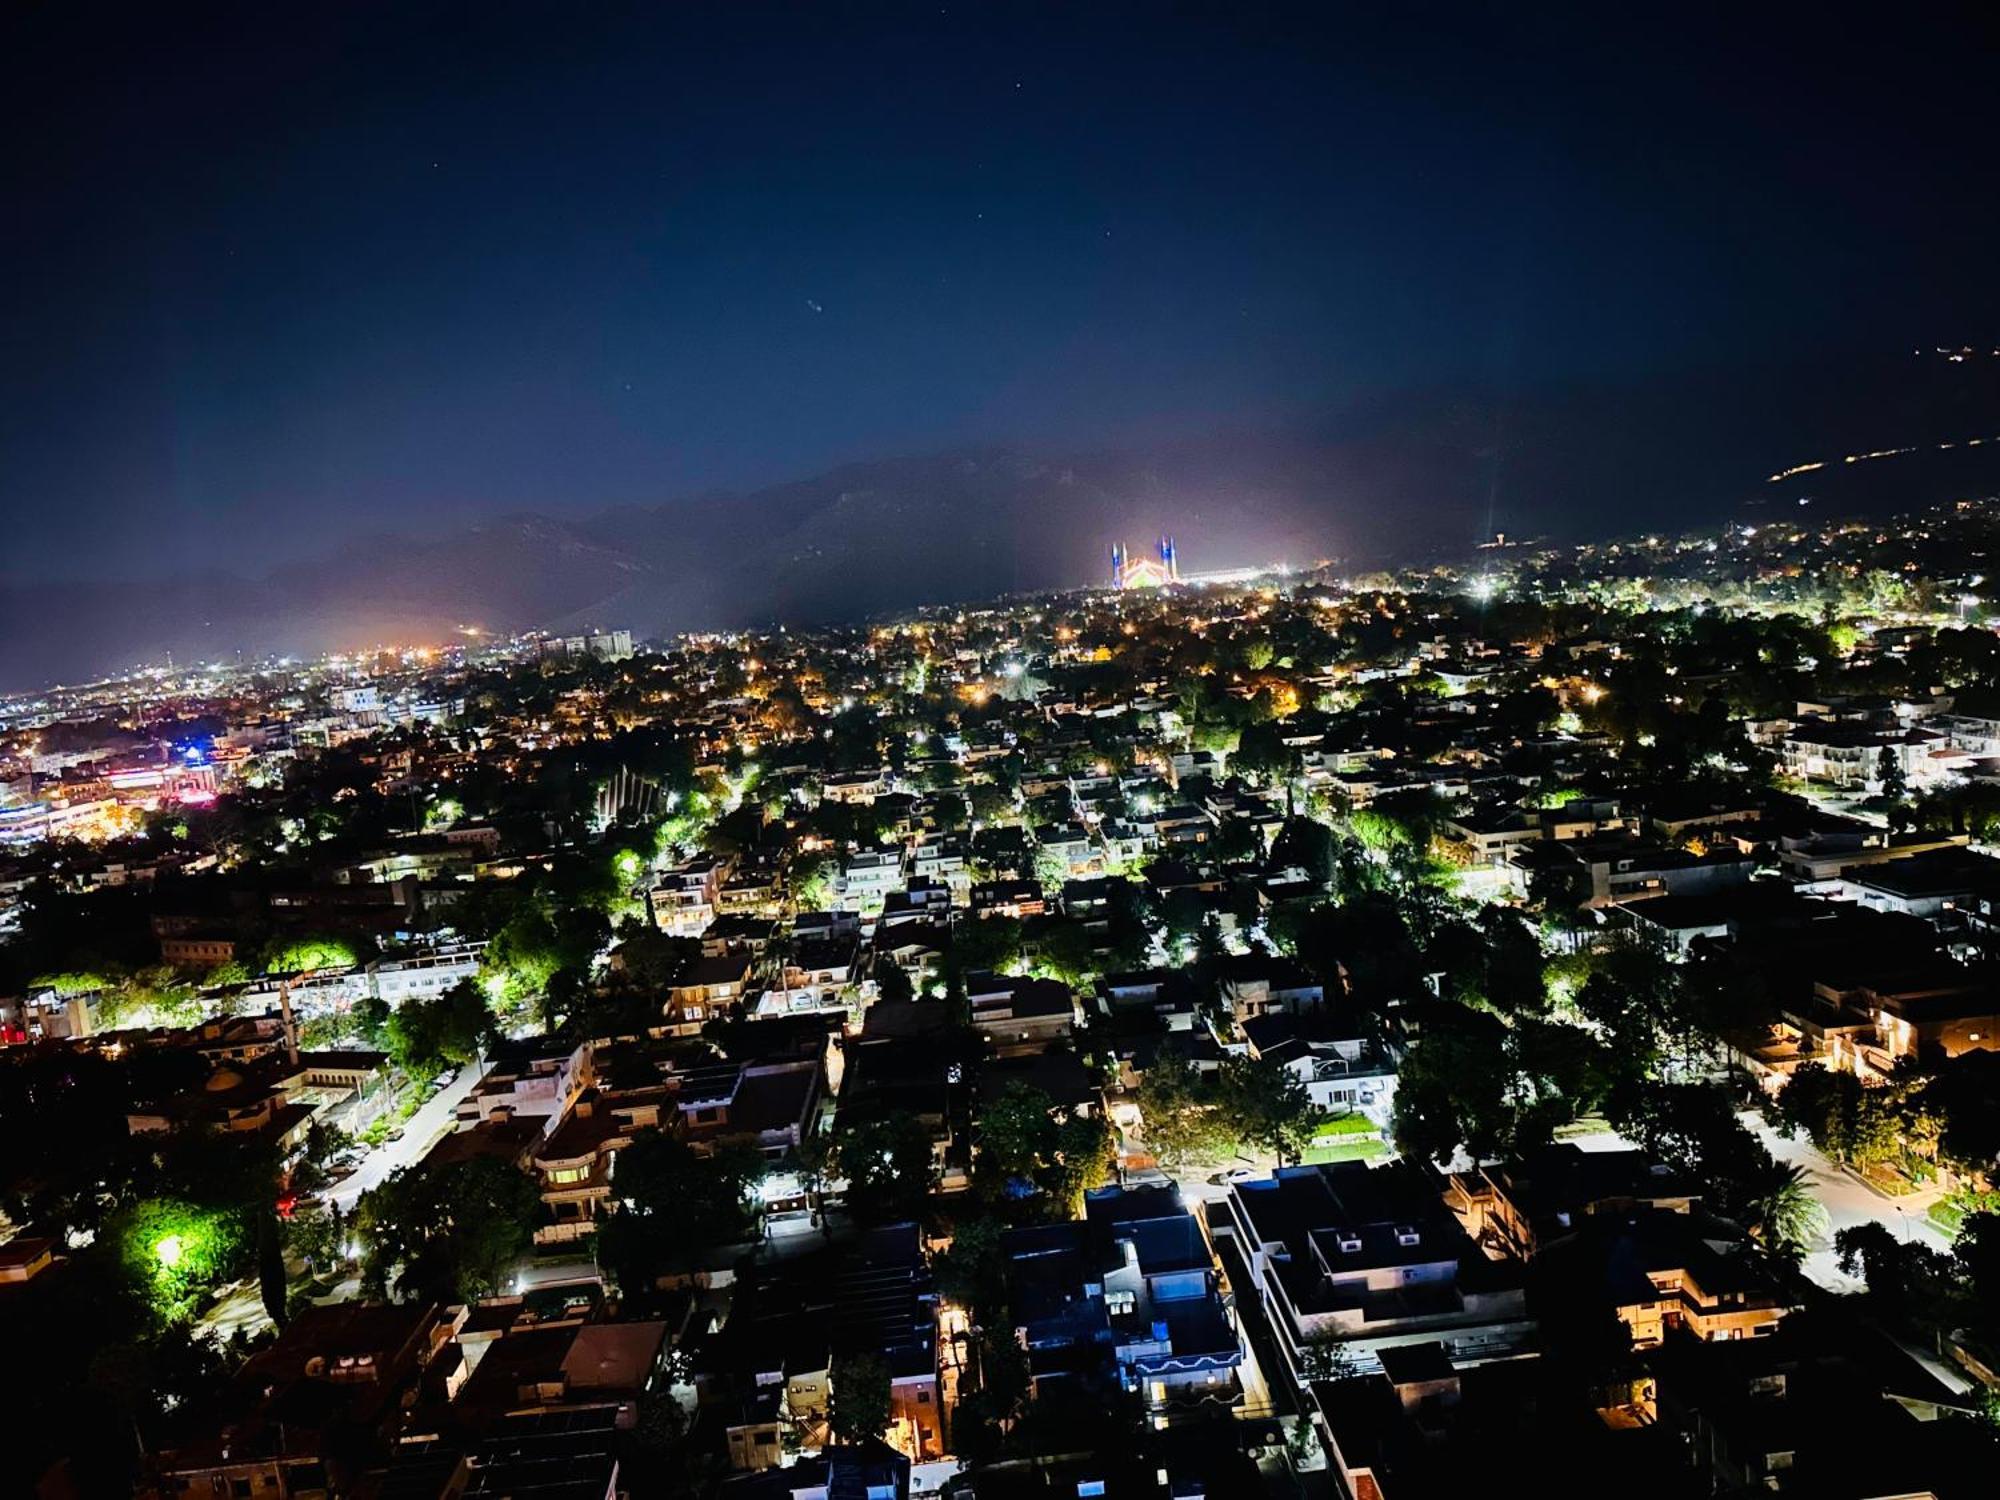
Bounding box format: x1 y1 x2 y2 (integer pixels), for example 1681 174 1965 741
262 936 358 975
114 1198 245 1322
384 980 492 1079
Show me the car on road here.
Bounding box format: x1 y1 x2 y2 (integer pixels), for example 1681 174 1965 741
1207 1167 1261 1187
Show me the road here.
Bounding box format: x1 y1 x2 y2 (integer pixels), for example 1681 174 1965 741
1740 1114 1950 1289
327 1061 487 1212
197 1279 274 1345
1561 1116 1950 1289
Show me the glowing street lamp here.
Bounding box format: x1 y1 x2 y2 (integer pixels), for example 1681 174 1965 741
154 1234 185 1270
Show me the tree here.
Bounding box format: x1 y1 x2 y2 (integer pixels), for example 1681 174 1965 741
1231 722 1298 786
953 916 1025 976
1210 816 1263 864
257 1205 288 1327
1391 1004 1511 1164
976 1083 1059 1195
1773 1063 1913 1172
1743 1161 1827 1262
1955 1211 2000 1341
874 957 914 1006
114 1197 248 1323
1920 1050 2000 1177
1570 942 1686 1071
1135 1049 1236 1169
1270 817 1338 889
788 852 836 911
972 1083 1114 1216
1877 744 1909 803
828 1352 894 1446
352 995 391 1048
612 921 694 990
287 1119 353 1197
1607 1080 1773 1219
935 1216 1009 1315
1835 1222 1960 1336
1297 1339 1360 1382
1047 1112 1117 1217
482 906 566 1005
1029 921 1098 985
356 1156 538 1302
1774 1064 1855 1158
834 1114 935 1223
1219 1058 1318 1165
966 782 1015 826
384 980 492 1079
262 936 359 975
597 1130 764 1293
934 791 969 830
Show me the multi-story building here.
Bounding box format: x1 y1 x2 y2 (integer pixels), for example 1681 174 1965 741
1212 1161 1531 1382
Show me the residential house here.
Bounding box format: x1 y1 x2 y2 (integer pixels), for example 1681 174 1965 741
144 1302 448 1500
1534 1208 1796 1348
698 1224 943 1464
969 878 1047 921
1211 1161 1531 1382
1216 956 1325 1031
1002 1185 1243 1417
1240 1015 1397 1124
965 973 1076 1054
667 952 755 1030
453 1037 591 1134
1444 1145 1697 1263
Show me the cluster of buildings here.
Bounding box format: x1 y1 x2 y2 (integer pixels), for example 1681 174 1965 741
14 501 2000 1494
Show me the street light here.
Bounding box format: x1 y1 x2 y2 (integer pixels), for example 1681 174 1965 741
154 1234 185 1270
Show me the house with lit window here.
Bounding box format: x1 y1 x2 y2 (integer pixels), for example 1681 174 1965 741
447 1037 590 1134
1029 1185 1244 1415
1533 1208 1796 1348
697 1223 943 1466
651 853 732 936
667 952 755 1029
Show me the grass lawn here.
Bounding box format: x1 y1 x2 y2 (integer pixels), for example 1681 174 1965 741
1301 1138 1390 1165
1930 1190 2000 1241
1855 1162 1923 1198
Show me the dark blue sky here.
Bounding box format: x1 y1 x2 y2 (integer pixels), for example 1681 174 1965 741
4 2 1996 579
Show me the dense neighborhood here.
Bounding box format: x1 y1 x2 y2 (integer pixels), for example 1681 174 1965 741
7 503 2000 1497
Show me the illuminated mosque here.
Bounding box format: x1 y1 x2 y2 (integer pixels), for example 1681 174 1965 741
1110 535 1180 589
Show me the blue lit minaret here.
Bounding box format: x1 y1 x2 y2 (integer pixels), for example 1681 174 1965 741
1111 542 1126 589
1159 534 1178 581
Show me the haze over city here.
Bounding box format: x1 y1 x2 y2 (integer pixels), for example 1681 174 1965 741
5 4 2000 683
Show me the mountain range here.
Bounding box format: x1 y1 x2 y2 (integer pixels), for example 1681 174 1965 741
4 350 1998 688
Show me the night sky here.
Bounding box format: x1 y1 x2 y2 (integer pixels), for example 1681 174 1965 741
4 2 1998 581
